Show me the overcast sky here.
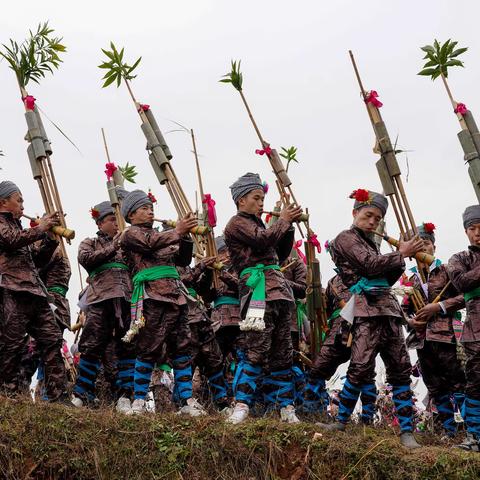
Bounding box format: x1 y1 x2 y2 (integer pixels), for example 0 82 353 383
1 1 478 327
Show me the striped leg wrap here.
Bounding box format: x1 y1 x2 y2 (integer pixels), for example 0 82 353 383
337 379 361 424
292 365 306 405
392 384 413 433
303 378 327 413
117 357 135 395
133 359 154 400
434 394 456 435
172 356 193 402
465 397 480 438
232 360 262 406
208 370 228 403
263 369 295 408
73 358 100 401
360 383 377 424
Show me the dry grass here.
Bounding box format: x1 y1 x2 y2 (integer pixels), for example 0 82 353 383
0 397 479 479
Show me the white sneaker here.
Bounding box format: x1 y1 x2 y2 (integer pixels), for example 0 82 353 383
116 396 132 414
220 406 234 417
71 396 84 408
280 405 300 424
227 402 250 424
129 398 146 415
177 398 206 417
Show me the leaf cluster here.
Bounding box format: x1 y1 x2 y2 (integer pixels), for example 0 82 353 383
118 162 138 183
280 146 298 171
418 39 467 80
98 42 141 88
0 22 66 88
219 60 243 91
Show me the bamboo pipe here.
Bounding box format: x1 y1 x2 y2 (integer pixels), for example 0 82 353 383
373 232 434 265
154 218 209 235
261 210 309 223
193 252 224 271
22 214 75 240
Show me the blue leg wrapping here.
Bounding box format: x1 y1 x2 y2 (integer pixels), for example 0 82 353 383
292 365 306 405
73 358 100 401
134 359 154 400
465 397 480 438
117 358 135 392
208 370 228 402
392 384 413 433
303 377 327 413
435 394 456 434
263 369 295 408
173 356 192 401
337 379 361 424
232 360 262 406
360 383 377 424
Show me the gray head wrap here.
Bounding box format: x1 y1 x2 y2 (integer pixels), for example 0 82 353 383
463 205 480 229
215 235 226 252
351 189 388 218
91 201 114 223
230 172 264 203
0 181 20 199
120 189 153 223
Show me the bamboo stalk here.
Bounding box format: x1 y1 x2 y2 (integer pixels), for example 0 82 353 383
440 73 468 129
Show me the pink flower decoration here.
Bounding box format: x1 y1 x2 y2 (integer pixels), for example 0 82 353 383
365 90 383 108
148 190 157 203
104 162 117 181
255 146 272 156
262 182 269 194
138 104 150 112
22 95 36 110
202 193 217 228
454 103 467 115
308 232 321 254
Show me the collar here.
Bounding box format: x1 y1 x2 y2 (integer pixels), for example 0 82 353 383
410 258 442 274
237 211 265 227
468 245 480 252
350 225 378 251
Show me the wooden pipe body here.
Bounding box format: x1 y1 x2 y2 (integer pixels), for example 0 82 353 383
23 215 75 240
374 233 435 265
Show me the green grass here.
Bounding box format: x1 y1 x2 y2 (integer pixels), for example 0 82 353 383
0 397 479 479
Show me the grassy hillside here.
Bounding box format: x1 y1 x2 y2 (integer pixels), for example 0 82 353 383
0 398 479 479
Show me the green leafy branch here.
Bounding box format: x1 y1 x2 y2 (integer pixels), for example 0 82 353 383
98 42 141 88
0 22 66 88
279 146 298 172
418 39 467 80
118 162 138 183
219 60 243 91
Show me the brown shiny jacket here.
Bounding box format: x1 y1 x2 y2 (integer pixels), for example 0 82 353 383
224 212 295 303
323 274 352 345
179 264 212 324
406 262 464 344
448 245 480 342
329 226 405 318
78 231 132 305
282 257 307 300
121 225 192 306
0 212 57 297
209 267 241 330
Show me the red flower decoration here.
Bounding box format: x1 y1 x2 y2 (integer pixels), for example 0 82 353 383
423 222 436 234
365 90 383 108
454 103 467 115
22 95 36 110
349 189 370 202
400 273 413 287
138 104 150 112
324 240 330 252
104 162 117 181
147 190 157 203
262 182 269 194
30 219 38 228
90 208 100 219
255 146 272 156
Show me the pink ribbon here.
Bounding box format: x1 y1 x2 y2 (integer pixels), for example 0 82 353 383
454 103 467 115
104 162 117 181
365 90 383 108
294 240 307 264
255 146 272 156
22 95 36 110
307 232 321 253
203 193 217 227
138 104 150 112
148 191 157 203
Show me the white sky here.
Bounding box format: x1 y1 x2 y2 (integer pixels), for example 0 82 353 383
0 2 477 390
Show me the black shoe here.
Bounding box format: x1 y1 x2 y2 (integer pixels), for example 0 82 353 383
456 433 480 452
400 432 421 449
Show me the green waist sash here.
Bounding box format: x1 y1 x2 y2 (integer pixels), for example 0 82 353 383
131 266 180 305
350 277 390 295
295 300 307 331
89 262 129 279
47 285 68 297
328 307 342 322
465 286 480 302
187 287 198 299
214 296 240 308
240 264 281 303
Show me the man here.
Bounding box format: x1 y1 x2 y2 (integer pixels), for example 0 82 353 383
120 189 205 416
71 201 134 413
448 205 480 451
317 189 423 449
0 180 67 401
403 223 465 437
224 172 303 424
304 274 377 423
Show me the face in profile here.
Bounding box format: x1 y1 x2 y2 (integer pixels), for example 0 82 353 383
238 189 264 216
0 191 24 219
352 206 383 234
